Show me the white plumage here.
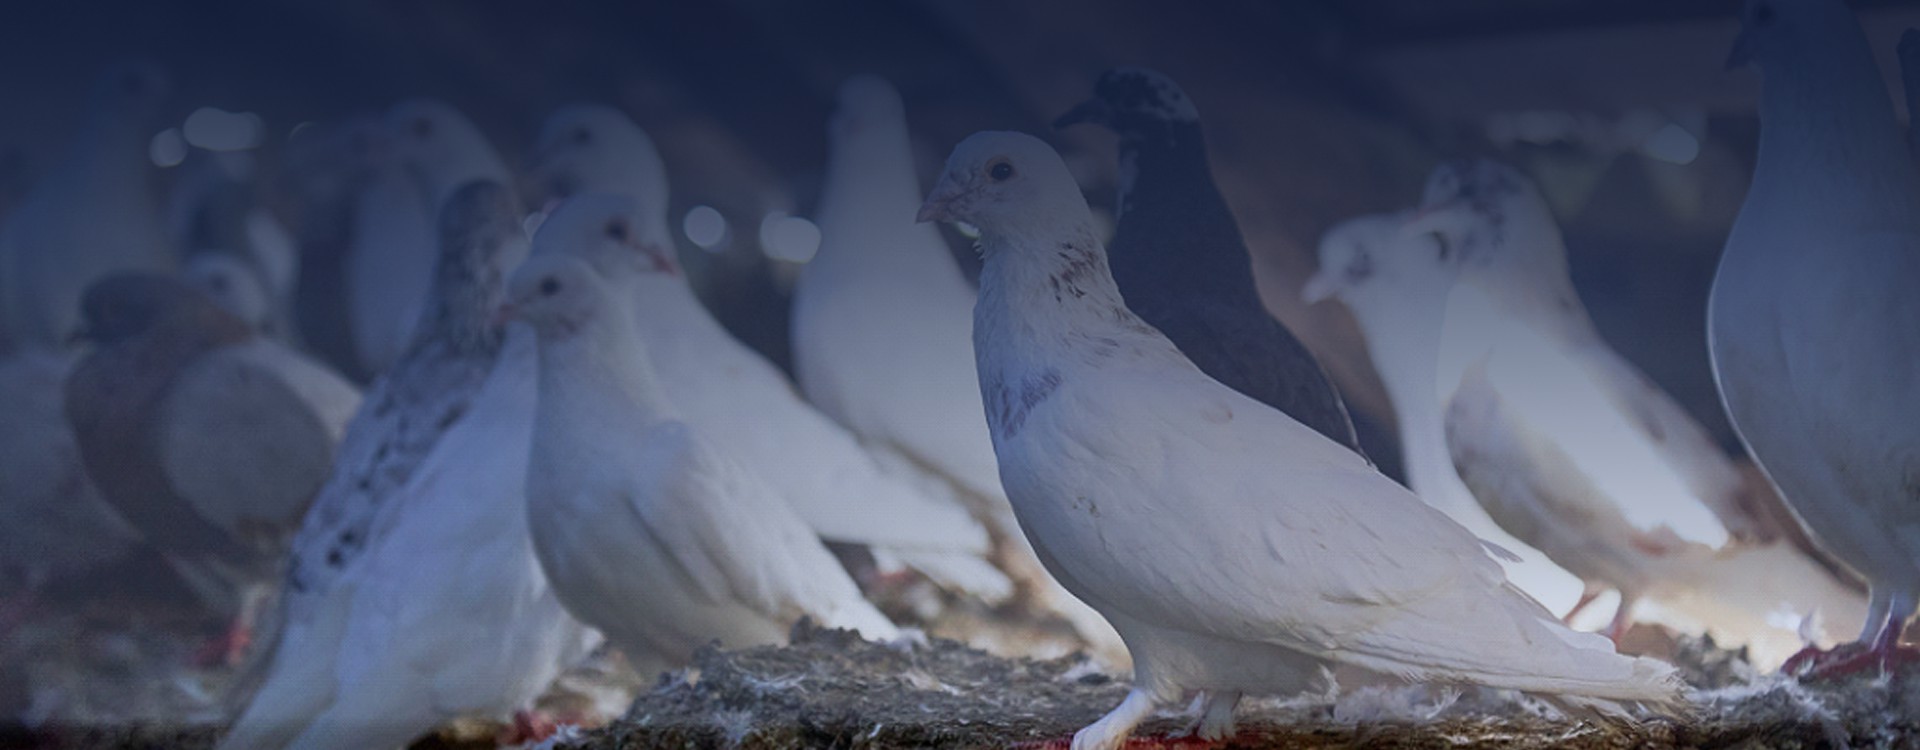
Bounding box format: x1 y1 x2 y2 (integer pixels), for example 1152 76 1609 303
1312 160 1867 666
221 182 595 750
345 99 510 375
1306 215 1586 616
0 62 173 350
516 251 900 672
790 77 1122 656
921 131 1683 750
1713 0 1920 668
526 108 1012 603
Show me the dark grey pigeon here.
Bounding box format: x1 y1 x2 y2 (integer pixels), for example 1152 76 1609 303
1055 67 1362 454
279 179 527 625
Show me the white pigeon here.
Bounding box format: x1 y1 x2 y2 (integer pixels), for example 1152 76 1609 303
171 151 303 340
0 62 173 350
1714 0 1920 674
1305 215 1587 616
515 251 900 673
0 349 139 597
219 181 597 750
527 109 1013 605
790 77 1122 656
1310 200 1865 667
345 99 510 375
64 273 361 662
920 130 1684 750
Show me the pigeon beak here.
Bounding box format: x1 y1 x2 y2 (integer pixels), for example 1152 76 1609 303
1053 98 1113 130
1300 272 1341 305
1725 28 1756 70
917 177 971 224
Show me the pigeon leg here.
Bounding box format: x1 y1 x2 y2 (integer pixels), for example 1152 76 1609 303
1073 688 1158 750
1792 606 1920 680
496 709 560 745
191 583 269 668
1561 587 1603 625
1193 689 1241 741
1600 593 1638 643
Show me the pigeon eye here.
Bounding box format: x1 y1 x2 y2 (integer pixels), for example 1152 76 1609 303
412 117 433 139
606 221 629 242
989 160 1014 182
571 127 592 146
540 277 562 297
1752 2 1774 26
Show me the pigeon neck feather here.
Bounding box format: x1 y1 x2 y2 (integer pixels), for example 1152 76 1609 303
974 214 1183 376
534 306 675 427
1110 124 1264 307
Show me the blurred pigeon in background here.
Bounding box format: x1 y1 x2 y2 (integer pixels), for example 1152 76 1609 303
1320 159 1868 665
219 181 596 750
1714 0 1920 676
528 111 1018 609
0 350 139 616
170 151 302 341
0 62 174 351
921 130 1682 750
1055 67 1362 454
1307 214 1586 615
516 250 901 674
791 77 1123 660
345 99 509 376
64 273 359 665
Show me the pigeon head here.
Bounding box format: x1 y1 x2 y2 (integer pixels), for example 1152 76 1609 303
1304 213 1456 311
1726 0 1861 71
76 272 248 346
1053 67 1200 141
387 99 505 212
919 131 1091 240
528 105 670 237
504 253 616 341
531 191 678 280
182 253 276 335
432 180 530 330
829 74 909 145
1403 159 1557 272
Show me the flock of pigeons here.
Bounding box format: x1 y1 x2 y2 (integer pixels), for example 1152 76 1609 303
0 0 1914 748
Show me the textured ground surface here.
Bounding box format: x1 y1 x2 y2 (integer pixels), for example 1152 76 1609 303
7 608 1920 749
